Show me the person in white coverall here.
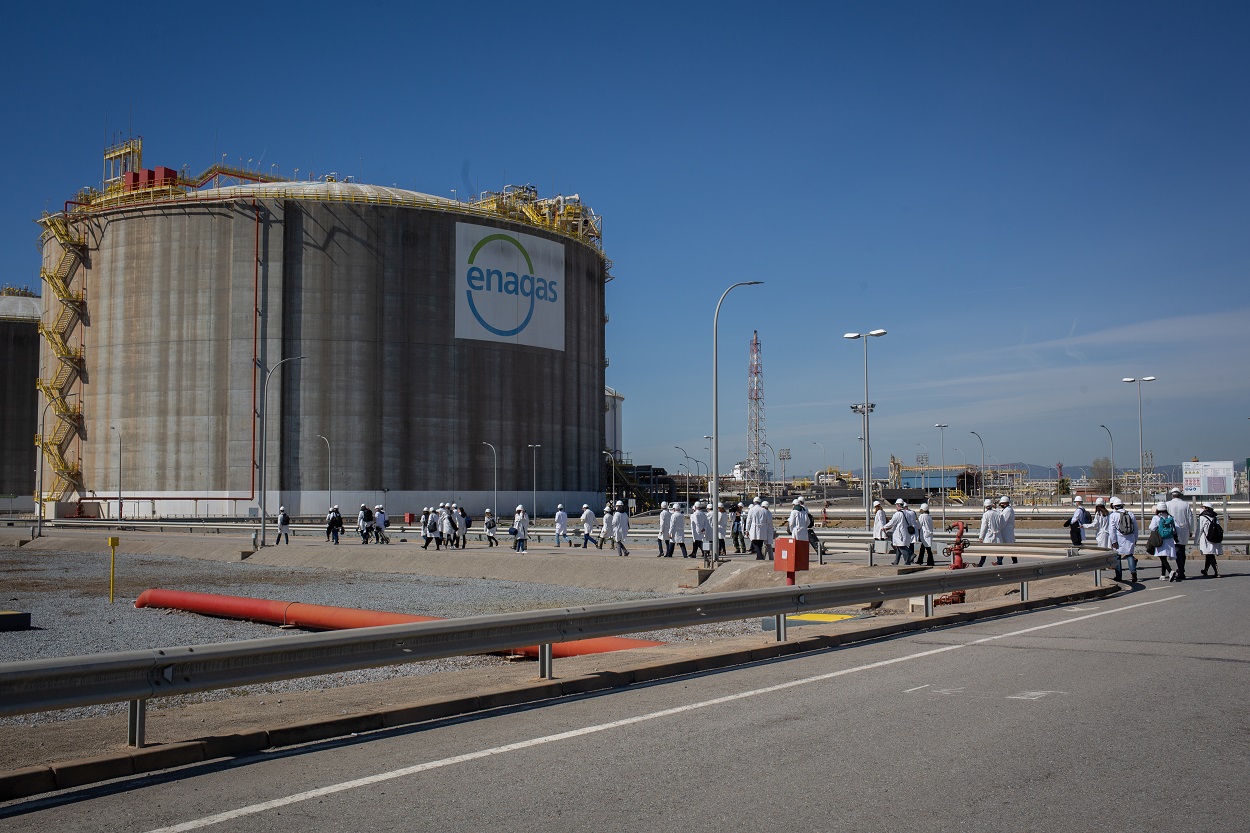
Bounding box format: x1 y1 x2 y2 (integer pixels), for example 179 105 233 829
554 504 569 546
1106 497 1138 582
1165 487 1196 573
916 503 935 566
656 501 671 557
667 503 688 558
580 504 597 548
883 498 916 566
974 499 1002 567
689 501 710 559
612 501 630 556
761 501 776 560
747 497 768 560
993 496 1017 565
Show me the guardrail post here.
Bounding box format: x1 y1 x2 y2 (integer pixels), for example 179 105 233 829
868 540 875 567
774 613 788 641
1020 581 1030 601
538 643 554 678
128 699 146 747
924 594 934 617
1093 569 1102 587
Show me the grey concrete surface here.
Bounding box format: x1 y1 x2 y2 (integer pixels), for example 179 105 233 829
1 572 1242 831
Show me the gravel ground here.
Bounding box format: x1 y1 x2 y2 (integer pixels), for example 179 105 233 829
1 549 756 725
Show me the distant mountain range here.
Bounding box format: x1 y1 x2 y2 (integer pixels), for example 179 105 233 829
850 460 1246 481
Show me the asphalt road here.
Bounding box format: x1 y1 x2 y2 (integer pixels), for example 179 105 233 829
4 573 1246 832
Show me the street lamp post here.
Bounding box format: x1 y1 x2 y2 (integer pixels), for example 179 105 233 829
259 355 305 547
110 426 122 519
970 431 985 499
317 434 331 510
916 442 929 494
483 442 498 518
679 463 690 506
527 444 542 516
935 424 949 528
1122 376 1156 516
812 441 826 499
844 329 887 528
711 281 762 549
1099 424 1115 496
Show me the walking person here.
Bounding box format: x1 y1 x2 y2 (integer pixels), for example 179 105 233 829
326 505 343 545
447 504 461 548
786 498 811 555
731 505 746 553
974 498 1003 567
656 501 671 557
1195 502 1223 578
1063 496 1090 546
599 504 614 550
871 500 888 560
613 500 631 556
1147 502 1180 580
357 504 374 544
746 497 767 560
554 504 569 547
462 506 473 548
1091 498 1111 548
1107 497 1139 582
994 495 1018 565
668 501 688 558
689 501 710 560
1165 487 1196 572
512 505 529 553
419 507 431 548
884 498 916 566
374 505 388 543
716 503 728 557
275 506 291 545
761 501 776 560
916 503 935 566
483 509 499 546
427 508 443 550
579 504 597 548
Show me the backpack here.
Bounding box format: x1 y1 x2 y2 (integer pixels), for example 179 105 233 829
278 511 289 526
1157 514 1175 540
1116 511 1134 536
1206 516 1223 543
465 515 473 529
1078 507 1091 525
904 510 916 536
362 507 373 524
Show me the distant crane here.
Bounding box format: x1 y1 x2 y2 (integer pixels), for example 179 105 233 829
746 331 767 495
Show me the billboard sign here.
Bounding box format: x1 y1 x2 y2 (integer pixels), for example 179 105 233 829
1182 461 1234 496
455 223 565 351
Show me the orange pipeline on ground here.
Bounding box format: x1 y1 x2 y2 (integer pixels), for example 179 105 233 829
133 588 663 657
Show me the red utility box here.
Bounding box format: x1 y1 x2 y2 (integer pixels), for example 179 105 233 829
404 512 415 524
123 171 140 191
138 168 156 188
154 166 177 187
774 536 810 572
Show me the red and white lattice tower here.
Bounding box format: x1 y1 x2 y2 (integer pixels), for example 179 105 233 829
746 330 766 489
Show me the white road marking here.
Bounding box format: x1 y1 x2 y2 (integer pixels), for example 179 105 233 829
903 684 931 693
931 687 966 696
1006 691 1066 701
145 594 1185 833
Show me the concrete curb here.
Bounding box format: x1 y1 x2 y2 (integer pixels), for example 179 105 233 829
0 583 1120 802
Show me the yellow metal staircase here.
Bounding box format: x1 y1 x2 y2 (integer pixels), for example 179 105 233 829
35 212 87 503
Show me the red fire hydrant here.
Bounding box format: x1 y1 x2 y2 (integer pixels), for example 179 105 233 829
944 521 969 570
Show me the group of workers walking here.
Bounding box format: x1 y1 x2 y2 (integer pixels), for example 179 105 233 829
871 498 937 566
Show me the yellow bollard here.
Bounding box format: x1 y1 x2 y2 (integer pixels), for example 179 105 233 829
106 537 120 603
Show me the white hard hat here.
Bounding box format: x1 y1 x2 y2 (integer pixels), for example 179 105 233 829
1170 487 1182 495
616 500 624 507
516 505 524 511
752 496 761 504
660 501 668 508
762 501 770 508
1155 502 1167 512
557 504 563 509
361 504 368 509
450 503 457 509
895 498 905 506
983 499 993 507
1110 497 1123 507
1202 502 1214 509
1095 497 1105 506
998 496 1010 504
920 503 929 511
485 508 492 513
582 504 589 509
279 506 285 511
333 505 338 510
718 503 724 509
873 500 882 507
1073 496 1083 503
737 502 744 507
793 498 802 506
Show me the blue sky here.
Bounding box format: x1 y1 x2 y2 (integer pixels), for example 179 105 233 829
3 1 1247 479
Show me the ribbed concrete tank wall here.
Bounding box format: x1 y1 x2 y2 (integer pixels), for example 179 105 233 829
0 297 40 510
45 183 607 517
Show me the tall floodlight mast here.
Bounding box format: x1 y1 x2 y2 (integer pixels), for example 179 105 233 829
746 331 767 495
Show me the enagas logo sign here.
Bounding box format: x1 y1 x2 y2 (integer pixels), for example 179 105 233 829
454 223 565 351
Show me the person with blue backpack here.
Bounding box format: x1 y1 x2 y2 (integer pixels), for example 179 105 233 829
1063 495 1091 545
1148 502 1181 581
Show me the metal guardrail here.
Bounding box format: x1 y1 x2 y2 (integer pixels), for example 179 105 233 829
0 550 1116 745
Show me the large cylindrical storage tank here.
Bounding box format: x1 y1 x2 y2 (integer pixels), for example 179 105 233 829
1 295 40 511
45 182 607 518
